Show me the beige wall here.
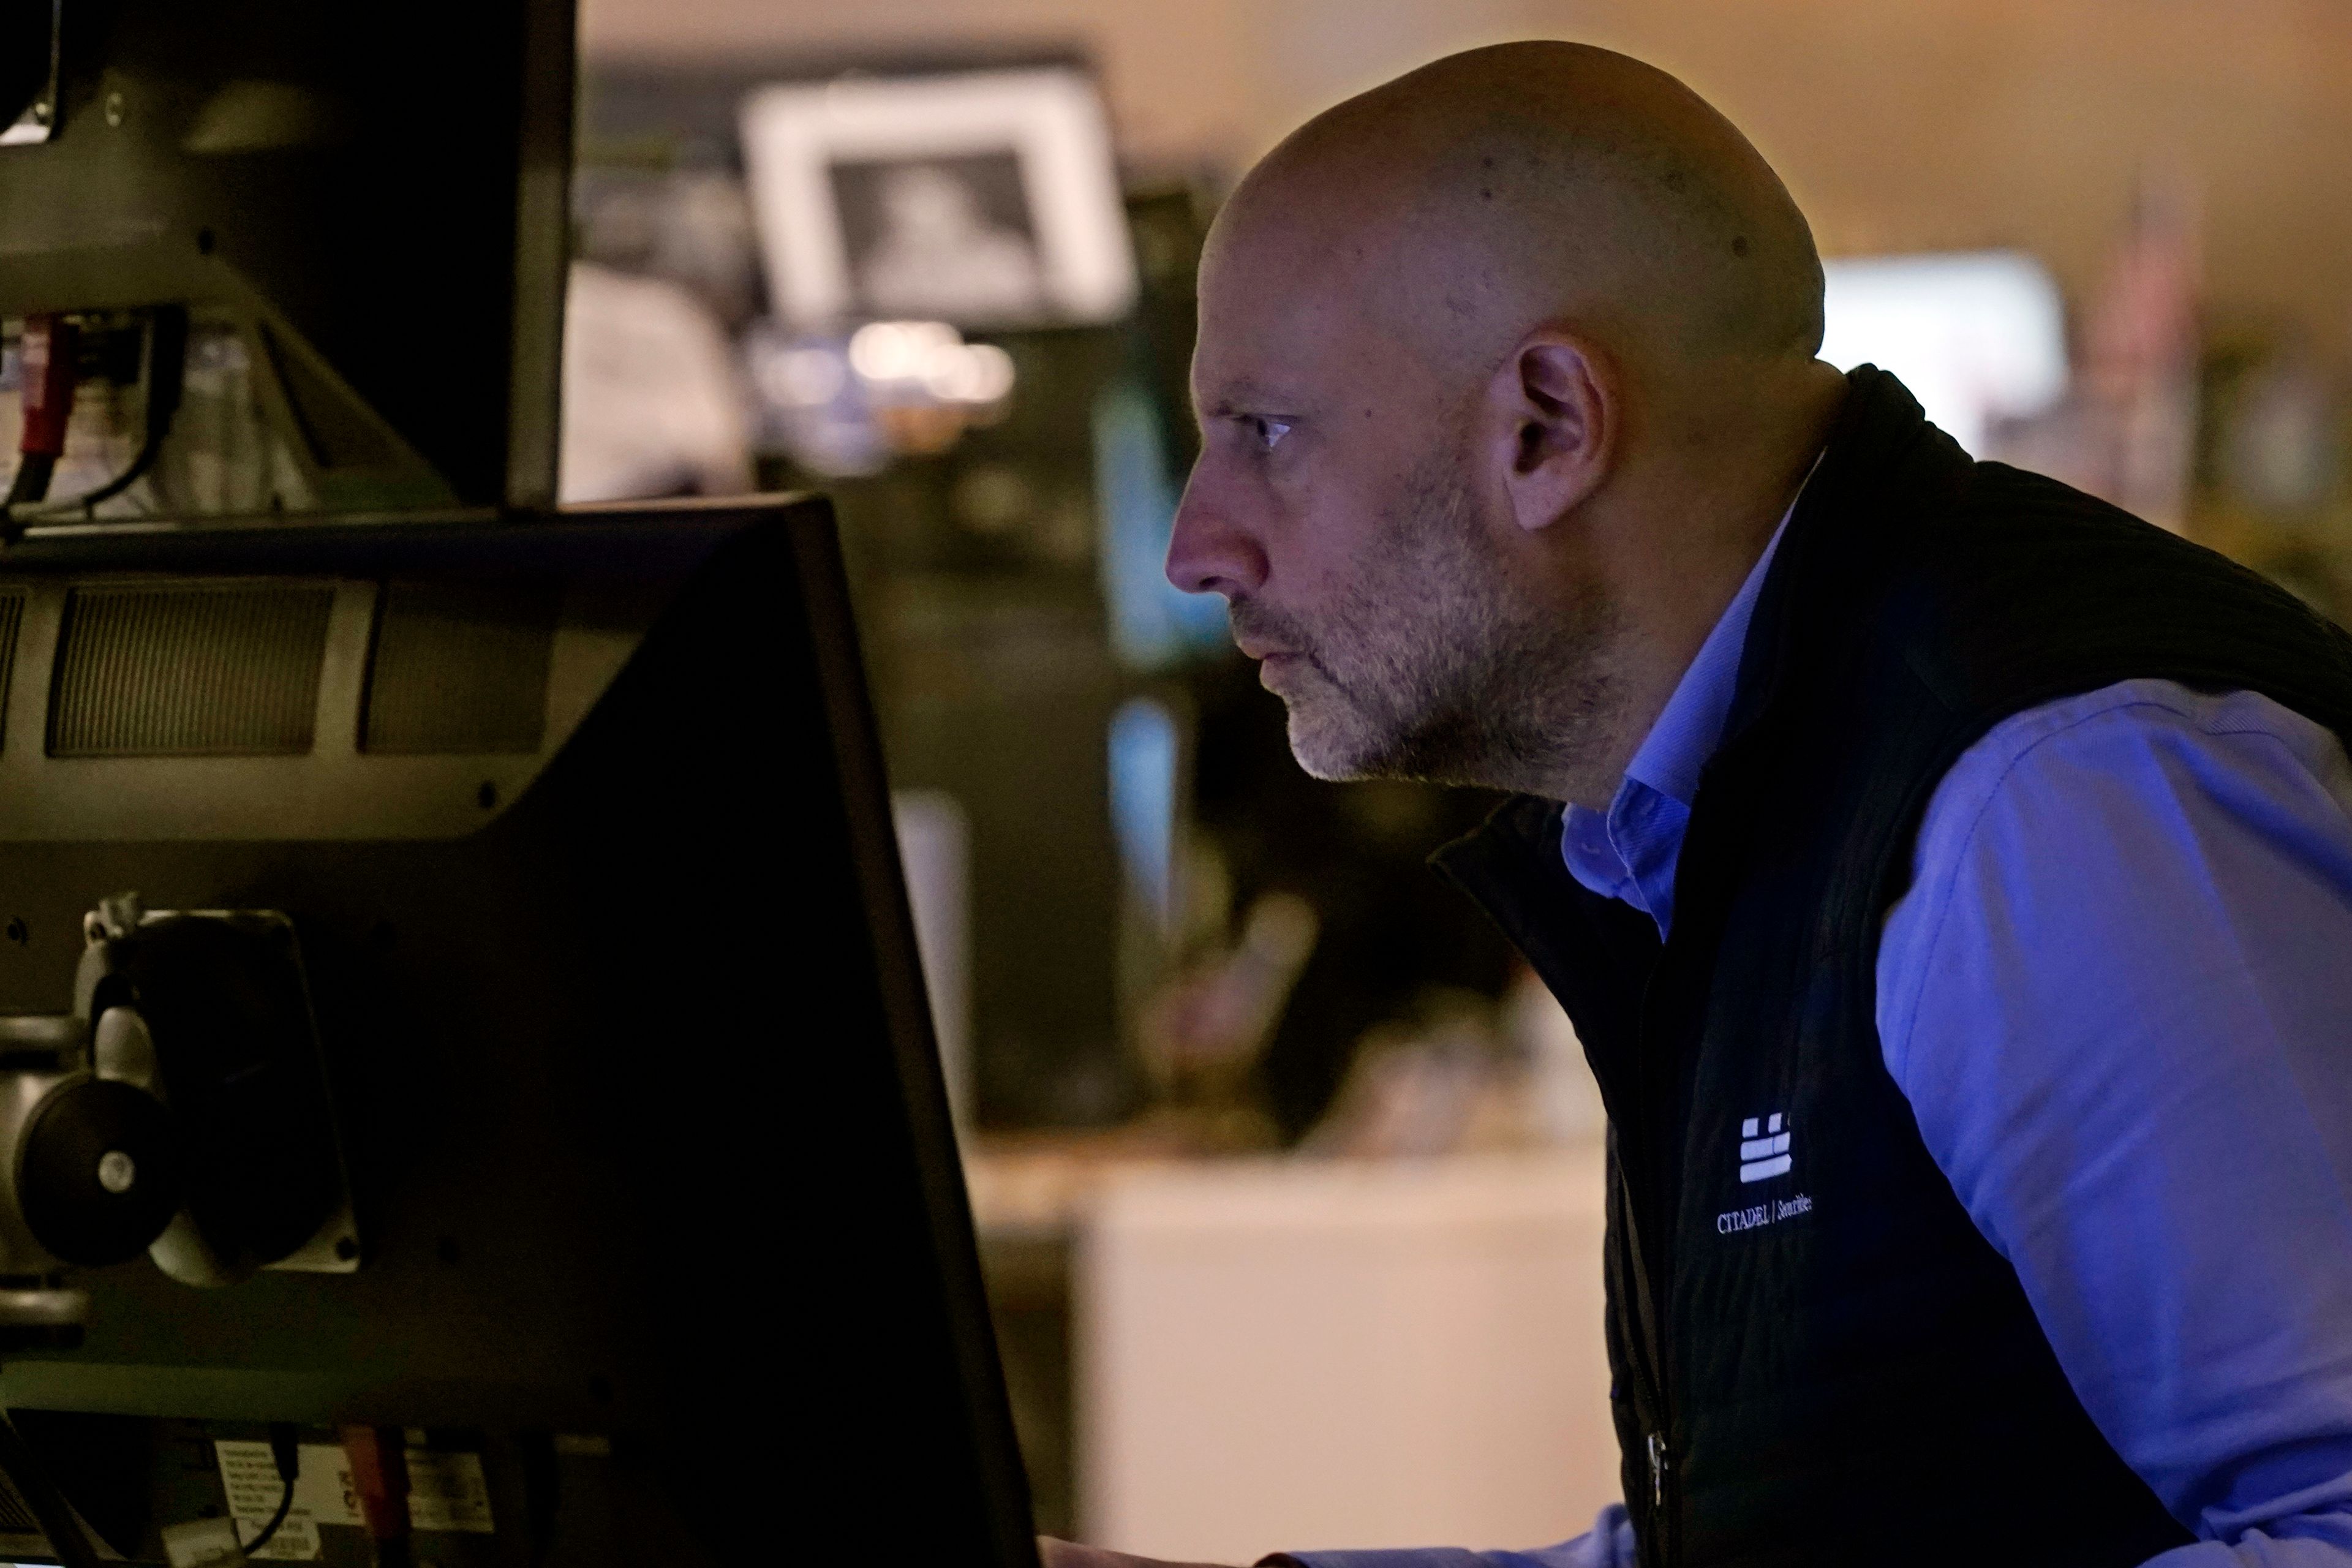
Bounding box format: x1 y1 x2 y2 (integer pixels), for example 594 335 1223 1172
582 0 2352 352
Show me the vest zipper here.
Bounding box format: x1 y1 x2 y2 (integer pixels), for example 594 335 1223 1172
1614 1124 1677 1566
1633 938 1694 1567
1623 1216 1671 1547
1644 1163 1680 1565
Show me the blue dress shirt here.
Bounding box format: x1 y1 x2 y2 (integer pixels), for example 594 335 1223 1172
1286 519 2352 1567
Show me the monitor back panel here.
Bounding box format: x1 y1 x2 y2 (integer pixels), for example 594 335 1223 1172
0 502 1035 1565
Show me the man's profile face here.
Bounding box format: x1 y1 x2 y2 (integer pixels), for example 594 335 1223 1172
1166 221 1574 788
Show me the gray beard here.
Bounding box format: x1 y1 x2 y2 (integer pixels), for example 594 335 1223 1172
1253 434 1627 795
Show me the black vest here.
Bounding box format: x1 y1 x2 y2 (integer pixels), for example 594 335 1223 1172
1432 368 2352 1568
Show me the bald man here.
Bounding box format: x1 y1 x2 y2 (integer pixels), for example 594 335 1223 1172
1045 40 2352 1568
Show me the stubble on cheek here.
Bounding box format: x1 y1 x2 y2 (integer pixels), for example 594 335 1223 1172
1265 515 1475 778
1278 443 1626 792
1229 393 1624 789
1302 451 1493 771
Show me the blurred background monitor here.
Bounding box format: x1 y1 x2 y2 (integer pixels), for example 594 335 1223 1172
573 53 1233 1142
0 0 575 514
739 65 1136 334
1818 251 2070 456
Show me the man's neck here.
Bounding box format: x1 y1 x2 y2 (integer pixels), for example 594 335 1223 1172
1548 539 1771 811
1538 369 1845 809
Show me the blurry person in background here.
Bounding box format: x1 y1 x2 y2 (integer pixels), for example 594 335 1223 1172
558 260 753 503
853 160 1043 322
1046 39 2352 1568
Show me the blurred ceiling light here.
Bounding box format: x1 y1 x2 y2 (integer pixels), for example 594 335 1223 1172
753 319 1018 477
924 342 1015 406
1819 251 2069 454
848 318 960 383
846 319 1016 413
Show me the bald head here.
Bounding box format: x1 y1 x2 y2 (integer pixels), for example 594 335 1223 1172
1217 42 1822 386
1170 42 1845 804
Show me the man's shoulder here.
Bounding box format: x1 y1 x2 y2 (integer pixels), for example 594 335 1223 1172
1876 678 2352 1079
1918 680 2344 843
1882 463 2352 723
1882 680 2352 1016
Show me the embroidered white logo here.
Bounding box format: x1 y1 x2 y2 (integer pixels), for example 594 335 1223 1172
1738 1113 1792 1183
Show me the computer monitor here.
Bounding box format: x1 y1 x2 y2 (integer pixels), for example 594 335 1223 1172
0 0 574 513
0 497 1038 1564
1817 251 2070 456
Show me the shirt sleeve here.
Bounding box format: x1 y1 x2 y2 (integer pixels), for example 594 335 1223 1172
1272 1504 1635 1568
1877 680 2352 1564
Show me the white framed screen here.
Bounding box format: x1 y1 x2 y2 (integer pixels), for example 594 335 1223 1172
742 68 1138 331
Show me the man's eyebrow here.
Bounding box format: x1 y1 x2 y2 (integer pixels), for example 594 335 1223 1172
1199 379 1303 418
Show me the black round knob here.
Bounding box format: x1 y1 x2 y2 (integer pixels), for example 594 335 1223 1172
20 1079 183 1267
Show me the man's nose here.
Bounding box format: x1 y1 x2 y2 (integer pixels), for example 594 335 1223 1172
1166 474 1269 600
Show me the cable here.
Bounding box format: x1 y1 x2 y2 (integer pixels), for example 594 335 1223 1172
2 452 53 510
0 1404 102 1568
240 1480 294 1557
233 1422 301 1557
3 314 75 525
4 307 189 535
341 1424 412 1568
5 307 188 531
58 306 187 516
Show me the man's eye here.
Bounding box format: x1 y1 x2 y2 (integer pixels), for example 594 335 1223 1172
1246 415 1294 453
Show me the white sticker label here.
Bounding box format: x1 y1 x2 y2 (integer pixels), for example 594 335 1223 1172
238 1517 322 1562
213 1439 495 1556
214 1442 353 1561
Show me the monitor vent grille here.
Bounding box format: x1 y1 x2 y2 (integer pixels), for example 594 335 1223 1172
362 579 559 755
50 584 335 757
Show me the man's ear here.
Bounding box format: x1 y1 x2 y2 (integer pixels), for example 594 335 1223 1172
1487 331 1614 534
